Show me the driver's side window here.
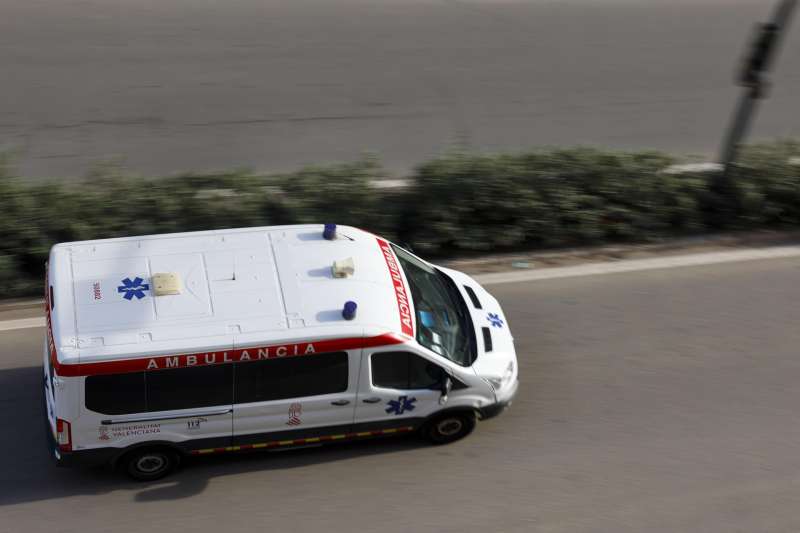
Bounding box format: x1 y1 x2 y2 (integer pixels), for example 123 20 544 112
371 352 442 390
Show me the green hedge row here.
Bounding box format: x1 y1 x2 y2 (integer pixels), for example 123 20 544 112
1 141 799 298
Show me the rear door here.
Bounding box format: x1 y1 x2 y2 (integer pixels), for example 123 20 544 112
43 341 57 437
353 349 444 432
232 350 360 446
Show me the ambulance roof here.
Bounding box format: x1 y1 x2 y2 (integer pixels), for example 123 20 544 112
47 225 414 366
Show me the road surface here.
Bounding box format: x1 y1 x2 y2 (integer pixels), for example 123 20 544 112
2 256 800 532
1 0 799 178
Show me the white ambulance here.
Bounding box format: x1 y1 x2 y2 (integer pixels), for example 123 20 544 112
43 224 518 480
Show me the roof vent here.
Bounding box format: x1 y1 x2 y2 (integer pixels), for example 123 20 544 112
342 301 358 320
482 327 493 352
332 257 355 278
152 272 182 296
464 286 482 309
323 223 337 240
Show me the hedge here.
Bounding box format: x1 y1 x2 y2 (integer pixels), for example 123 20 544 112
1 141 799 298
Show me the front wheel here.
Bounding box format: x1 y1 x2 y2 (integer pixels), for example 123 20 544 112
423 412 476 445
123 448 178 481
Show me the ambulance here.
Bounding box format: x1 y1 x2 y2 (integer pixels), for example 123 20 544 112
43 224 518 480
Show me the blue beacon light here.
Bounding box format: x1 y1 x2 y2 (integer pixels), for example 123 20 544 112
342 301 357 320
323 224 337 240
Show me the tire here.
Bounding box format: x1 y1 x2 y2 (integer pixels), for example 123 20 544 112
423 411 476 445
123 448 178 481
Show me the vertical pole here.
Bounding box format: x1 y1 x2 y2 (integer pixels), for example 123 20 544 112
719 87 760 172
719 0 797 179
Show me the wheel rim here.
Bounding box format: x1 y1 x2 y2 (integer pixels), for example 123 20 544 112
136 454 167 474
436 418 463 437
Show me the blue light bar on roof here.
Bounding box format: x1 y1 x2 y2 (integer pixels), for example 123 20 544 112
342 301 357 320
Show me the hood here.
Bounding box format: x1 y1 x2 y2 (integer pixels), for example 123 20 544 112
437 266 517 380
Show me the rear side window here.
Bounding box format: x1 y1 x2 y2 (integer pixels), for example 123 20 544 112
147 365 233 412
85 372 147 415
235 351 348 403
85 352 348 414
372 352 441 390
85 366 233 415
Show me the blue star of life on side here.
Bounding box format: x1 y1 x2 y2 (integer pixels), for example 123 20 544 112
385 395 417 415
117 277 150 300
487 313 504 328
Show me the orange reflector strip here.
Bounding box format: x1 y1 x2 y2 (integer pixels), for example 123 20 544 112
190 426 414 456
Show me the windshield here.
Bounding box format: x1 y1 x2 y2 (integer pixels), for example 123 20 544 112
392 245 477 366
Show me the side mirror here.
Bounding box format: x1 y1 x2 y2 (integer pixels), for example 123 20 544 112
439 376 453 405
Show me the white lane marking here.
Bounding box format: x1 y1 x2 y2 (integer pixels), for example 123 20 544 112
0 317 45 332
475 246 800 286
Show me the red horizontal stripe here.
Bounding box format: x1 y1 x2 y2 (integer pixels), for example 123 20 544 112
51 333 404 377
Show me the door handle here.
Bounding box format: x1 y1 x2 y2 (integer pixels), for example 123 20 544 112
331 400 351 406
362 397 382 404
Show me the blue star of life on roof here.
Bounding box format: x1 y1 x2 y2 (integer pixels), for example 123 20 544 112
117 277 150 300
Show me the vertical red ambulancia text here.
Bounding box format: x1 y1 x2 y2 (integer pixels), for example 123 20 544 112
376 238 414 337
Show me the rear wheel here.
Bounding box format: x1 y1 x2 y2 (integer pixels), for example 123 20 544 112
423 412 476 445
123 448 178 481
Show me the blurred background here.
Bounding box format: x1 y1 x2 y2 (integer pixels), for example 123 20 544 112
2 0 800 298
2 0 799 178
2 1 800 532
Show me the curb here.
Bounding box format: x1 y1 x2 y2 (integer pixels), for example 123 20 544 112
4 231 800 310
473 245 800 286
0 299 43 312
440 230 800 275
3 241 800 328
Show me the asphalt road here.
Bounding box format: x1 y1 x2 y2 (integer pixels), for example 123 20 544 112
2 256 800 532
1 0 799 179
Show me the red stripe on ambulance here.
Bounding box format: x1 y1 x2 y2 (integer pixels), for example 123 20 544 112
50 333 405 377
376 237 414 337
